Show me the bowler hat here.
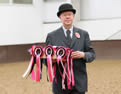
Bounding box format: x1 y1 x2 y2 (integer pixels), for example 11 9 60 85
57 3 76 17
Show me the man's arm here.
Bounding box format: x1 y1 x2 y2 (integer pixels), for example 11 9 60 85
71 32 96 62
83 32 96 62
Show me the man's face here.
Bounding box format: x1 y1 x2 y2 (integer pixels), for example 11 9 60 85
59 11 74 27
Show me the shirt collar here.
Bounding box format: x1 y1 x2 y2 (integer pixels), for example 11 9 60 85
62 26 73 38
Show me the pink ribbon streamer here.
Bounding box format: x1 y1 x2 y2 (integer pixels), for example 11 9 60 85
57 56 65 89
57 56 71 89
23 45 75 89
70 56 75 86
62 63 66 89
47 55 53 82
53 63 57 83
31 56 35 81
67 51 71 89
36 55 41 82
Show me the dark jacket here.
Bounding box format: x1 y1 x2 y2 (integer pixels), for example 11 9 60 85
46 26 96 93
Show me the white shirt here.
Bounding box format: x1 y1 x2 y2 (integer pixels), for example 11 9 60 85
62 26 73 38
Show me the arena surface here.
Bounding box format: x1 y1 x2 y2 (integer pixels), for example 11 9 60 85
0 60 121 94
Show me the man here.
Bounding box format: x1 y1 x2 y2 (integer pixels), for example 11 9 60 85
46 3 96 94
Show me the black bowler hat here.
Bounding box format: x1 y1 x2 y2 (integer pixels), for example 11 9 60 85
57 3 76 17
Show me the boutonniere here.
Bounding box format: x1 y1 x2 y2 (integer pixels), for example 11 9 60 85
75 32 80 38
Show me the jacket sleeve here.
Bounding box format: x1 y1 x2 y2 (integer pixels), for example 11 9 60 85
46 33 53 46
84 32 96 63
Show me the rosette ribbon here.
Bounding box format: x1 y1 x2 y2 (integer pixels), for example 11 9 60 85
22 45 75 89
22 45 43 82
44 45 54 82
56 47 70 89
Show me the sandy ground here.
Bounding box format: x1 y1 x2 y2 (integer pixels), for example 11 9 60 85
0 60 121 94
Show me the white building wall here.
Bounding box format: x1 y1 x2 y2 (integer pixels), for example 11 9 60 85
43 0 71 22
0 0 43 46
0 0 121 46
79 0 121 20
76 19 121 40
44 0 121 41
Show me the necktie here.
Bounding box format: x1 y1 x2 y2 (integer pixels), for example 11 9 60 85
66 30 72 47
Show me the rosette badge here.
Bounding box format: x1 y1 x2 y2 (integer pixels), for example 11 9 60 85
44 45 54 56
56 46 67 58
23 45 75 88
32 45 43 57
44 45 54 82
22 45 44 82
55 47 75 89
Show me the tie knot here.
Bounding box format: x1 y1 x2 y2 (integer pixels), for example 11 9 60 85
66 30 71 35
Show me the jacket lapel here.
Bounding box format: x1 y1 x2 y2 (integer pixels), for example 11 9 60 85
58 27 69 46
71 26 78 48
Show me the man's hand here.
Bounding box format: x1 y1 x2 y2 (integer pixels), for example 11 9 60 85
71 51 85 59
